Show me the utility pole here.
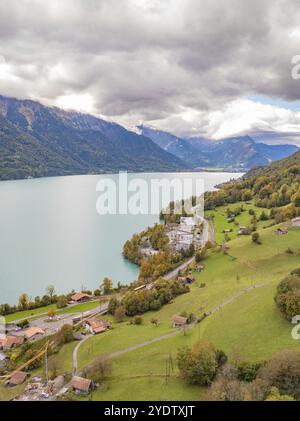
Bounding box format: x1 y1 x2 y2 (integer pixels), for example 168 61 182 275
44 345 48 389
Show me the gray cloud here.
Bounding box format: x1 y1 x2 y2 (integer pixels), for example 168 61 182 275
0 0 300 138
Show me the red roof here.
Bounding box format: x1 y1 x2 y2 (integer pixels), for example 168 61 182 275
9 371 28 385
71 292 92 302
71 376 91 392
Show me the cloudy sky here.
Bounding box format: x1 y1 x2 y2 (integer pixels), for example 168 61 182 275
0 0 300 143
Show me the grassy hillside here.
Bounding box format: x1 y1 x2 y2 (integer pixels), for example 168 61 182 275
69 219 300 400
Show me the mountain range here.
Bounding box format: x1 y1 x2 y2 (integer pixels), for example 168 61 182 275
138 125 299 171
0 95 188 180
0 94 298 181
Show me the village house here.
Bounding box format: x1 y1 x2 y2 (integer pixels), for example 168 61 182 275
172 314 187 328
71 376 93 395
70 292 93 303
85 318 111 335
291 217 300 228
6 371 28 387
24 327 45 341
0 335 24 351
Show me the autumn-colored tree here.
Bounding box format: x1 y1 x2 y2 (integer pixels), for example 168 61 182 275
114 305 126 323
48 307 57 318
19 293 29 310
102 277 113 295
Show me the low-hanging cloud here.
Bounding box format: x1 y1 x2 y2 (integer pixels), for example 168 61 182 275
0 0 300 141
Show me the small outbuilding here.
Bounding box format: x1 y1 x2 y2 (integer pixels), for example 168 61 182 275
172 315 187 328
71 376 93 395
6 371 28 387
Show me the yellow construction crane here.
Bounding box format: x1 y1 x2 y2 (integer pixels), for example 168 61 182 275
0 341 49 382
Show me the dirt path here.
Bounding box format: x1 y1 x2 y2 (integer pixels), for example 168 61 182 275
72 335 91 375
71 283 264 375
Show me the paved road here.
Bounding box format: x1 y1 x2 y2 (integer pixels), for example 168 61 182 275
163 256 195 281
28 303 108 336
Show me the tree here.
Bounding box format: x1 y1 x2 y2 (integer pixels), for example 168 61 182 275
237 361 262 382
48 307 57 318
55 324 73 345
265 386 295 401
257 350 300 399
46 284 56 298
56 295 68 309
251 232 261 244
108 296 118 315
131 315 143 325
114 305 126 322
177 340 219 386
19 293 29 310
84 355 112 384
150 317 159 327
102 277 113 295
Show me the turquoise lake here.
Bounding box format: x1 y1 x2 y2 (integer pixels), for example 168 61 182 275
0 172 242 304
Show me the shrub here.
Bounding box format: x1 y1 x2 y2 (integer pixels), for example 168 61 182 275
252 232 261 244
237 361 262 382
177 340 220 386
131 315 143 325
257 350 300 399
114 305 126 323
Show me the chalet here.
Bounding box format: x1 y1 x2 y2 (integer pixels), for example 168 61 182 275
291 217 300 228
70 292 92 303
85 318 111 335
24 327 45 341
172 315 187 328
6 371 28 387
71 376 93 395
0 335 24 350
